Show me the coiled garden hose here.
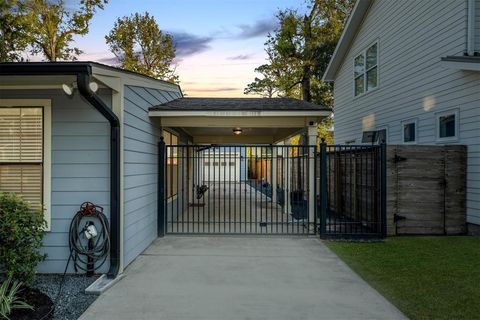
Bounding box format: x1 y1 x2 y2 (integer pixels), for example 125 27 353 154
69 202 110 272
40 202 111 320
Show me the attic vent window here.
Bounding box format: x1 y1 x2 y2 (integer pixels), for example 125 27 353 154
354 42 378 96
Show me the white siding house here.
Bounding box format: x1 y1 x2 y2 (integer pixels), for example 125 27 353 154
323 0 480 231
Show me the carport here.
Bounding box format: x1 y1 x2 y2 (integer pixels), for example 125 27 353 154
149 97 330 236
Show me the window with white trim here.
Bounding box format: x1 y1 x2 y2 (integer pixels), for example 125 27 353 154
402 119 417 143
0 107 43 207
436 110 459 141
354 42 378 96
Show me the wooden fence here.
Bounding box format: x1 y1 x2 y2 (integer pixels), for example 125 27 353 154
324 144 466 235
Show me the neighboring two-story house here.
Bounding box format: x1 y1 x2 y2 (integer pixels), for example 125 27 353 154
323 0 480 233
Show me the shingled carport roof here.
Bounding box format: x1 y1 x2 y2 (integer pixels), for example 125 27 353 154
149 97 330 111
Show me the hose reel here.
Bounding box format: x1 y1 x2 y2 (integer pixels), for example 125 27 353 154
69 202 110 275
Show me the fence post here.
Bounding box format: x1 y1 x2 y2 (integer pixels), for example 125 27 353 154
380 141 387 238
158 137 166 237
319 138 327 236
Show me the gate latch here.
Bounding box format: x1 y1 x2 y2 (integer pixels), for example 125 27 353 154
394 213 406 223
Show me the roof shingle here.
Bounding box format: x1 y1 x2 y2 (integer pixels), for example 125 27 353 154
149 97 330 111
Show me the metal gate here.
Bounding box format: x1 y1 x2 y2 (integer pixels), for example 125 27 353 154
159 142 317 235
318 143 387 238
158 139 387 238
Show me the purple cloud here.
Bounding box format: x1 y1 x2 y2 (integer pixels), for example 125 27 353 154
237 18 277 39
170 32 213 57
227 54 254 60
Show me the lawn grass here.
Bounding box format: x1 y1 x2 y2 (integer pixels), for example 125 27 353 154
326 236 480 320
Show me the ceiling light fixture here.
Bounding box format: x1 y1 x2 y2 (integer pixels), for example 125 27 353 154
233 128 242 135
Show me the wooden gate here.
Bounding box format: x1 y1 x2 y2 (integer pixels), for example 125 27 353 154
387 145 467 235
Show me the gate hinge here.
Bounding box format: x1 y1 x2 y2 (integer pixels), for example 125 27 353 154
394 213 406 223
393 155 407 163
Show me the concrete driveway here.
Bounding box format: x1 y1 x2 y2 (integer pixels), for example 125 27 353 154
80 237 405 320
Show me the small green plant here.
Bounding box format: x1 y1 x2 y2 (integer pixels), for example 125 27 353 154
0 276 33 320
0 192 47 286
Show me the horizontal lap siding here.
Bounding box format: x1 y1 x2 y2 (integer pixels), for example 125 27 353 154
123 85 181 266
476 0 480 52
333 0 480 224
1 89 112 273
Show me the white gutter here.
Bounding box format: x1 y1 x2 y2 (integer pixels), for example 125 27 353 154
467 0 476 56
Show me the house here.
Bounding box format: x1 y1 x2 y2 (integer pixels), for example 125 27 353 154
0 62 330 277
323 0 480 233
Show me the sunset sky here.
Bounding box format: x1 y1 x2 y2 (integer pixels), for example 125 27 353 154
54 0 306 97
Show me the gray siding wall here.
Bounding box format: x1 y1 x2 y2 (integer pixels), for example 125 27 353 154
1 89 112 273
476 0 480 51
123 85 181 266
333 0 480 225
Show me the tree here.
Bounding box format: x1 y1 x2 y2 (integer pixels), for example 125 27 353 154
244 64 277 98
0 0 30 62
245 0 354 107
105 12 178 82
21 0 107 61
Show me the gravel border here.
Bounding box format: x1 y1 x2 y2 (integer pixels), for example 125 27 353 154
34 274 99 320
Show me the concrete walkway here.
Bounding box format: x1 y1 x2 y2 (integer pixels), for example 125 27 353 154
80 237 405 320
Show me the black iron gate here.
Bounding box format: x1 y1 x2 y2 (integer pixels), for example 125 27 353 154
158 139 386 238
318 142 387 238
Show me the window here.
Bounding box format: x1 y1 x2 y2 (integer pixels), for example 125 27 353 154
402 119 417 143
436 110 458 141
354 42 378 96
0 100 51 230
163 130 178 198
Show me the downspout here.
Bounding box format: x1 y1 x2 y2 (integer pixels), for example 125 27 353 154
467 0 476 56
77 72 121 279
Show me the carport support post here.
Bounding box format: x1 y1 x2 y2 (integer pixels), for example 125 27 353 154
308 124 317 228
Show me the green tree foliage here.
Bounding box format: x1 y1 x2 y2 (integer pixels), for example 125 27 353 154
21 0 107 61
0 193 47 286
245 0 354 107
105 12 178 82
317 116 334 145
243 64 278 98
0 0 30 62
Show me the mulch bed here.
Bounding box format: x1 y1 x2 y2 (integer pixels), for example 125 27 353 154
9 287 54 320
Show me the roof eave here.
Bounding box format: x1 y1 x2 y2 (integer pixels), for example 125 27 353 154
0 61 182 94
0 62 92 75
322 0 374 82
149 109 332 118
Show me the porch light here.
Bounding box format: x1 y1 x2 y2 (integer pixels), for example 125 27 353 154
233 128 242 135
89 81 99 93
62 81 98 96
62 83 74 96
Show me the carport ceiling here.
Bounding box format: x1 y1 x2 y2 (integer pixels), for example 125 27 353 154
179 127 298 137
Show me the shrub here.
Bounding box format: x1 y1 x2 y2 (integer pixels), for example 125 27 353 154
0 193 47 286
0 276 33 320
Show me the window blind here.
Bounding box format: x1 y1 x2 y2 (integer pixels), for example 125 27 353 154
0 107 43 207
